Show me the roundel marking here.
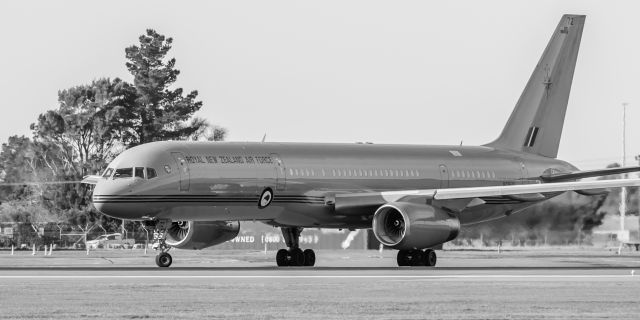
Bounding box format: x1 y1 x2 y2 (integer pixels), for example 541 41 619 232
258 188 273 209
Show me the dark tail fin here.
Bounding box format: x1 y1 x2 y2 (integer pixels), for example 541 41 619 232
486 15 585 158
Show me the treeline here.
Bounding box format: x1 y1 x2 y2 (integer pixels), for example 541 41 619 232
458 164 639 245
0 30 225 233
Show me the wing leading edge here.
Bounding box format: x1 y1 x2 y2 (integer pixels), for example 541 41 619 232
334 178 640 215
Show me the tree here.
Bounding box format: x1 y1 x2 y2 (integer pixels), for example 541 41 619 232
31 78 135 178
124 29 208 146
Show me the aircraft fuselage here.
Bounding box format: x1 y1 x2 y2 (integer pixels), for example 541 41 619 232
92 141 576 227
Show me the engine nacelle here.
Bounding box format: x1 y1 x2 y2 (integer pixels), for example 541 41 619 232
372 202 460 250
166 221 240 250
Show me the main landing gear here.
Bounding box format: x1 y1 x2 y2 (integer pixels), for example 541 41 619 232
147 220 173 268
396 249 437 267
276 227 316 267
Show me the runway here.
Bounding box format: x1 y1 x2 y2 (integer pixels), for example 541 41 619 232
1 249 639 319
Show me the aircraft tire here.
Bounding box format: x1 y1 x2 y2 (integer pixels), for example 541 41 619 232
289 248 305 266
396 250 410 266
303 249 316 267
155 252 172 268
276 249 289 266
412 250 426 266
425 249 437 267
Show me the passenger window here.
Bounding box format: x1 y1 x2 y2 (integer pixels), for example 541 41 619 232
113 168 133 179
135 167 145 179
147 168 157 179
290 169 294 175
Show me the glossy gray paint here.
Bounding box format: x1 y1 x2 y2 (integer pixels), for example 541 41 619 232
92 140 575 227
91 14 585 232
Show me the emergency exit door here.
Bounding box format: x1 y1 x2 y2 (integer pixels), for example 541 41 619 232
439 164 450 188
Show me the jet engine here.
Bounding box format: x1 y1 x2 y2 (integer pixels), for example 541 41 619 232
372 202 460 250
165 221 240 250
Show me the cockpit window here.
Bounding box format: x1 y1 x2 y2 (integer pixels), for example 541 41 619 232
134 167 145 179
147 168 157 179
102 168 114 178
113 168 133 179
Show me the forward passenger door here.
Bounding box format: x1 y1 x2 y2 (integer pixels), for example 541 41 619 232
171 152 190 191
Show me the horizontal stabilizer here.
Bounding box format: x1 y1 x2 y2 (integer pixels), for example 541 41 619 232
541 166 640 182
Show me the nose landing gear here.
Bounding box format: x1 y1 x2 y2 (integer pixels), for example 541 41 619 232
276 227 316 267
146 219 173 268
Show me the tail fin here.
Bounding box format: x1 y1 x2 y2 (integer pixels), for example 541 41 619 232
486 15 585 158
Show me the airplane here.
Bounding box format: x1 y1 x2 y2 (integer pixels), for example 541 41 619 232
83 14 640 268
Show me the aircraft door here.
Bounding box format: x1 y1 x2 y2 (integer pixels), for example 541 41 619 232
519 160 529 184
171 152 190 191
271 153 286 191
439 164 450 188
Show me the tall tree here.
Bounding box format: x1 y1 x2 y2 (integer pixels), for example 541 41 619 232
31 78 135 177
124 29 207 146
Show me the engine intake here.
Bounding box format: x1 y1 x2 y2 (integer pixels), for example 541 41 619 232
372 202 459 250
166 220 240 250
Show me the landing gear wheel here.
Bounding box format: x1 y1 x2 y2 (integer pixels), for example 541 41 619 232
424 249 437 267
289 248 305 266
155 252 172 267
276 249 289 266
412 250 426 266
258 188 273 209
397 250 410 266
303 249 316 267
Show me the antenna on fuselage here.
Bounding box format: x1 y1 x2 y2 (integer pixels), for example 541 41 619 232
261 133 267 143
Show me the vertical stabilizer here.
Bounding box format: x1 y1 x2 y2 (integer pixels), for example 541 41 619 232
486 15 585 158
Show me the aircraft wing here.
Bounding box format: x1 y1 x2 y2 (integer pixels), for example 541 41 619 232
80 175 101 185
333 178 640 215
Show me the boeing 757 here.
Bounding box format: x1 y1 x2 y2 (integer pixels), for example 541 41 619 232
84 15 640 267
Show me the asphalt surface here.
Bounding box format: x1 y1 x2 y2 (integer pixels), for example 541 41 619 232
1 248 639 319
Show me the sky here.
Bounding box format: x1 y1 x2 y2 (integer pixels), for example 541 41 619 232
0 0 639 169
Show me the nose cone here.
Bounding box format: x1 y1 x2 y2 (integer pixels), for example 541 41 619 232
92 179 147 220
